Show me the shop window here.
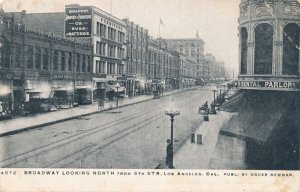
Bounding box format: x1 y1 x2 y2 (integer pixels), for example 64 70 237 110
254 23 273 74
282 23 299 75
240 27 248 74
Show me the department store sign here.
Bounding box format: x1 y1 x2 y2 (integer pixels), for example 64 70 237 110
65 6 92 37
238 80 300 90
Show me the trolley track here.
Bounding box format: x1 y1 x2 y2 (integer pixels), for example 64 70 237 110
0 104 162 167
0 90 204 168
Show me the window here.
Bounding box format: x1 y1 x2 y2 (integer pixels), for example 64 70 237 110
35 48 41 69
61 52 66 71
282 23 299 75
240 27 248 74
82 55 86 72
43 49 49 70
0 39 10 68
76 54 80 72
27 46 33 69
15 44 21 68
97 22 100 36
68 53 72 71
254 23 273 74
100 24 106 37
53 50 58 70
87 55 91 72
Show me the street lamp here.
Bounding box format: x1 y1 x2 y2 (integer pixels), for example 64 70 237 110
165 98 180 169
211 87 217 114
115 82 120 107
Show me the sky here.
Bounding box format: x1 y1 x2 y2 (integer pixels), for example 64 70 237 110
1 0 240 77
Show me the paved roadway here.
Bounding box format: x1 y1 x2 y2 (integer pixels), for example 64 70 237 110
0 88 213 168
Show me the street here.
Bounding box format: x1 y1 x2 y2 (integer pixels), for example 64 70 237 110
0 88 213 168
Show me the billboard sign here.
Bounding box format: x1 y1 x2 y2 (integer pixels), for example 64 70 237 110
65 6 92 37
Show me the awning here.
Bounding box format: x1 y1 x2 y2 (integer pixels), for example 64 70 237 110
222 90 243 111
221 98 285 143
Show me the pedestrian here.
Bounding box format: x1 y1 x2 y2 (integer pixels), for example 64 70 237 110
166 139 173 168
98 98 104 109
0 101 3 114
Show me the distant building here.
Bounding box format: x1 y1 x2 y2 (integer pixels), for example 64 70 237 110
0 9 93 114
179 53 196 88
163 38 205 81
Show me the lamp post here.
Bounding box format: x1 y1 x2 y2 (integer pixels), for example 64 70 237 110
165 98 180 169
211 88 217 114
115 82 120 107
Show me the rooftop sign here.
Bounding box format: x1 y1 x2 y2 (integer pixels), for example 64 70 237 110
65 6 92 37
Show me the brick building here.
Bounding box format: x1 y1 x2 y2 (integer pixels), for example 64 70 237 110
0 8 93 115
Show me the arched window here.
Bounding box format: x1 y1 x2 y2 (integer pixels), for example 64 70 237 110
0 38 10 68
240 27 248 74
254 23 273 74
282 23 299 75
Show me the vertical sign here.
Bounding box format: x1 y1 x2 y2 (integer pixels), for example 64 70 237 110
65 6 92 37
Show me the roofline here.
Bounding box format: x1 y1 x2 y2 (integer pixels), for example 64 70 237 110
163 38 205 44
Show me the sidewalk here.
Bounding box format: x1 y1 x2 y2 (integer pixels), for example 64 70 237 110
0 88 193 137
159 110 234 169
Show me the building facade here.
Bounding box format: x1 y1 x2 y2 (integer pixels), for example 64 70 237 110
90 5 126 100
225 0 300 169
238 0 299 87
0 9 93 115
163 38 205 82
10 4 127 100
123 18 149 96
179 53 196 88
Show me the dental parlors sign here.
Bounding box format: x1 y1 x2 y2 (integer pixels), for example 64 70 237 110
238 80 300 91
65 6 92 37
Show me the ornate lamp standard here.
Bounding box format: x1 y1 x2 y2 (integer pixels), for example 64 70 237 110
211 87 217 114
165 98 180 169
115 82 120 107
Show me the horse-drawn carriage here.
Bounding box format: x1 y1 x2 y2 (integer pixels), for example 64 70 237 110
198 103 209 121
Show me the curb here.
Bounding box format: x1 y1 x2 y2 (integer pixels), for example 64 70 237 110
0 89 196 137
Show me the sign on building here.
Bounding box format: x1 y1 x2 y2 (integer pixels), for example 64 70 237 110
238 80 300 91
65 6 92 37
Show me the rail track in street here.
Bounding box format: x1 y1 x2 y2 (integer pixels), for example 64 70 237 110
0 90 203 168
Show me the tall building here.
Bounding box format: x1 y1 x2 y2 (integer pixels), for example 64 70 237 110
9 4 127 100
0 8 93 115
222 0 300 170
163 38 205 81
123 18 149 96
179 53 196 88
